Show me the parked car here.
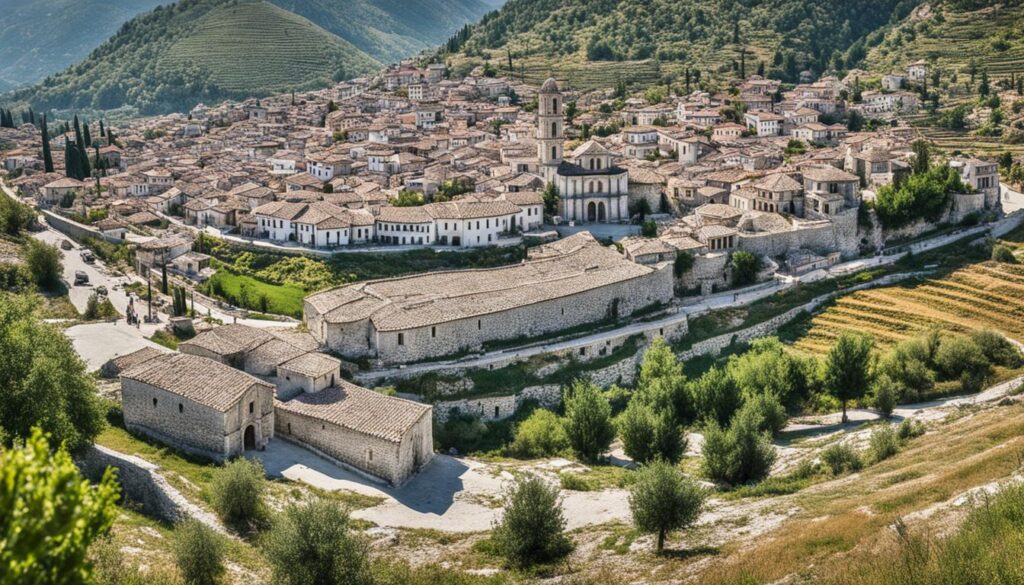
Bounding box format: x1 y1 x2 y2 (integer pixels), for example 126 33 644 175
74 271 89 285
80 249 95 263
60 239 73 250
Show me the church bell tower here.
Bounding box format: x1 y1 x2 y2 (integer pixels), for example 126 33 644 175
537 78 564 182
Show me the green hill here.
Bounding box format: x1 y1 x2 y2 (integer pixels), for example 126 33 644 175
270 0 497 65
0 0 164 93
10 0 381 115
444 0 919 90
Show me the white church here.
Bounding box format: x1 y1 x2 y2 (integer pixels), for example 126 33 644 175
536 78 630 223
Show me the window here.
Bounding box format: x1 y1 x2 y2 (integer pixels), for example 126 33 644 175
494 406 500 418
551 121 557 136
249 401 254 414
477 320 482 330
368 449 373 461
431 326 436 338
178 403 183 413
153 398 158 407
398 332 404 345
551 146 557 160
287 423 291 434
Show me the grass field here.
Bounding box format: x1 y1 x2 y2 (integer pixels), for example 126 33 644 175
205 264 306 319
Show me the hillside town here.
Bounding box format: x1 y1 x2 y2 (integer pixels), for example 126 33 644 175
4 42 1024 585
0 58 1010 485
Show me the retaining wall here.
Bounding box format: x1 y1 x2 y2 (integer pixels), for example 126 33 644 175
75 444 224 532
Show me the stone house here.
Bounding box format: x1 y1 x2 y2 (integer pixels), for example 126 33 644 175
120 353 275 461
275 380 433 486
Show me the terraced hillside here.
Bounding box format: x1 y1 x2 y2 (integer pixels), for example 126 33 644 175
10 0 380 115
163 1 377 94
271 0 494 65
793 259 1024 356
866 2 1024 84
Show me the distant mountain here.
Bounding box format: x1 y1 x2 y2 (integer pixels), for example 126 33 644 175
10 0 382 115
0 0 164 92
269 0 498 65
6 0 501 114
443 0 920 90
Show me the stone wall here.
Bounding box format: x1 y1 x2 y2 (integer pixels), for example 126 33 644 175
434 384 563 423
75 444 224 531
43 209 123 245
370 263 676 364
737 209 860 260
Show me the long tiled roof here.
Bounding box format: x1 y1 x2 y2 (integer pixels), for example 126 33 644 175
276 381 430 443
121 353 272 412
306 231 658 332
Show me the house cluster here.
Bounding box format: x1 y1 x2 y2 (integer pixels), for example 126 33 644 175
105 324 432 486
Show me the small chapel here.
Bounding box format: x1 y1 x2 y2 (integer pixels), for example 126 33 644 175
536 78 630 223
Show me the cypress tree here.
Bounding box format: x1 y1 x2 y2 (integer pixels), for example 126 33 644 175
99 119 106 137
40 115 54 173
73 115 91 178
28 107 34 125
83 122 92 149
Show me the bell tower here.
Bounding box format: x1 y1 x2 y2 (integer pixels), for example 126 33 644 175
537 78 563 182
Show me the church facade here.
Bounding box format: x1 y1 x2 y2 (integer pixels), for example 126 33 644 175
537 78 630 223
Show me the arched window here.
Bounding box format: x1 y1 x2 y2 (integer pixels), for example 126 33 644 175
551 121 557 136
551 146 557 160
589 158 595 170
553 98 559 113
596 158 602 170
588 181 595 192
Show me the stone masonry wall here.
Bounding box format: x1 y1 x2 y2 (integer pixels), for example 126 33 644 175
370 263 676 364
75 444 224 532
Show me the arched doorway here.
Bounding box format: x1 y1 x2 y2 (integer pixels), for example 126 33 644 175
243 425 256 450
597 202 607 222
587 202 597 222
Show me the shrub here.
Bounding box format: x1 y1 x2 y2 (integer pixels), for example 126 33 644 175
702 404 776 485
172 520 224 585
0 428 119 585
897 419 926 441
868 425 901 463
820 443 863 475
873 374 900 418
209 458 266 532
743 392 788 436
629 460 706 553
617 401 685 465
970 329 1023 368
23 238 62 290
506 409 569 458
934 334 991 393
730 251 761 286
689 366 742 427
491 474 573 567
562 380 616 463
558 472 592 491
640 220 658 237
434 411 488 454
991 244 1017 263
263 499 372 585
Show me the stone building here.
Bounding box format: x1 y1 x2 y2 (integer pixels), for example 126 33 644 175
120 353 275 461
275 380 433 486
305 231 674 364
536 79 630 223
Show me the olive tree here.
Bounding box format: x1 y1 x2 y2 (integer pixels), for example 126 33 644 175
629 460 706 553
491 474 573 567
